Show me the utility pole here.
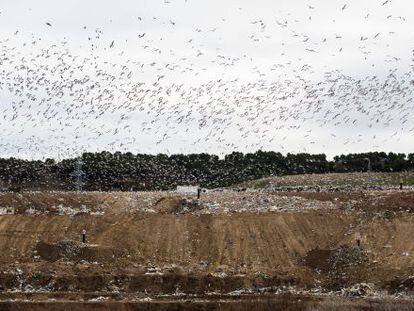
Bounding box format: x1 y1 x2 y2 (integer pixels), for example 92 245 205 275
71 157 85 192
363 158 371 172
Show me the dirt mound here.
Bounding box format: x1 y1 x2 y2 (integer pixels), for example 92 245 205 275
303 245 369 290
36 240 114 262
154 196 202 214
304 245 367 274
154 196 183 213
303 249 332 273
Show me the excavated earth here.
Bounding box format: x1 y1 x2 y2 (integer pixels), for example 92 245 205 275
1 189 414 310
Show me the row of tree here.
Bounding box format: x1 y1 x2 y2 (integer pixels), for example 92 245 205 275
0 151 413 191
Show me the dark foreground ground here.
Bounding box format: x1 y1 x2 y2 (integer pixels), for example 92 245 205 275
1 295 414 311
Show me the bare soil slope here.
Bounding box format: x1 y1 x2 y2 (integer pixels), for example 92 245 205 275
0 190 414 306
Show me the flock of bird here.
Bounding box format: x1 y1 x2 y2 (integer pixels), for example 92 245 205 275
0 0 413 159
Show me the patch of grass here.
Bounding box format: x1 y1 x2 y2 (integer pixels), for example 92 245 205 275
254 179 271 189
405 176 414 186
255 271 271 280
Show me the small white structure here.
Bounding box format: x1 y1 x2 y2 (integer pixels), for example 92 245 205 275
176 185 199 194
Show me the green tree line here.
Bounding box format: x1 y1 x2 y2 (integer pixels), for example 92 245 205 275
0 151 413 191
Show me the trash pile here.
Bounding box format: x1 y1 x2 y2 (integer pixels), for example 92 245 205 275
304 245 367 275
328 245 368 273
54 240 83 260
55 204 105 216
240 172 414 192
0 206 14 215
8 204 106 216
101 191 341 215
0 191 108 216
147 192 337 215
35 240 85 262
341 283 375 297
172 199 203 214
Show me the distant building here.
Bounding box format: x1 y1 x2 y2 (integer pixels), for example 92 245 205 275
176 185 200 194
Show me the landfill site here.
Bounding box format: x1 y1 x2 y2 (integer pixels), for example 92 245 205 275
0 173 413 310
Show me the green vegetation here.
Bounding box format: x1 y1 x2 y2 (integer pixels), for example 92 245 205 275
0 151 413 191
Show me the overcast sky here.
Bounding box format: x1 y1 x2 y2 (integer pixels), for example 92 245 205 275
0 0 413 159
